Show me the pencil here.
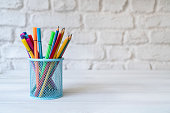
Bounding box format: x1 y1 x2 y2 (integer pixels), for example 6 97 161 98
39 35 72 97
53 28 65 58
50 26 59 55
49 28 65 59
56 34 72 58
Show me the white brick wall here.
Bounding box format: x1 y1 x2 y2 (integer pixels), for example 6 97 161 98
27 0 49 11
0 0 170 73
102 0 127 13
0 0 23 9
130 0 155 13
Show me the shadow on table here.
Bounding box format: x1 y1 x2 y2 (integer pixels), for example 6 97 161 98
63 83 109 97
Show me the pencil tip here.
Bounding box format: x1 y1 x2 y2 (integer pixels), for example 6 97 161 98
68 34 72 40
57 26 59 31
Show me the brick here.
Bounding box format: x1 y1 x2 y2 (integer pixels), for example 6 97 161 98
126 61 151 70
54 0 76 11
31 13 80 28
85 14 133 29
93 62 113 70
137 15 170 28
136 45 170 61
28 0 49 11
102 0 127 12
108 46 131 60
64 45 104 60
0 12 25 27
124 30 148 44
12 59 28 70
98 31 122 45
66 61 92 70
149 30 170 44
72 31 96 44
79 0 99 12
0 27 13 41
157 0 170 12
1 45 27 59
151 62 170 70
130 0 155 13
0 0 23 9
93 62 124 70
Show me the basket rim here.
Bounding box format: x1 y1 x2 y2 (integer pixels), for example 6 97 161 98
28 58 64 61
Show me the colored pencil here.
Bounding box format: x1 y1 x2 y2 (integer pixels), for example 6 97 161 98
39 35 71 97
56 35 71 58
49 28 65 59
53 28 65 58
50 26 59 55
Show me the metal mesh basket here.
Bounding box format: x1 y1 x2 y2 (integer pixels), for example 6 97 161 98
28 58 63 100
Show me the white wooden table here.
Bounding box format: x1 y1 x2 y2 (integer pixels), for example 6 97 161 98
0 70 170 113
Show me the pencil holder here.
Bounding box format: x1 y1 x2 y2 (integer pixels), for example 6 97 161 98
28 58 64 100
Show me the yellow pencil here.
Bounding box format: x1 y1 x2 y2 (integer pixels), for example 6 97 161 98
53 28 65 58
56 36 69 58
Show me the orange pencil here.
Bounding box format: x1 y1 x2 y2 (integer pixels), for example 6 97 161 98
33 27 39 87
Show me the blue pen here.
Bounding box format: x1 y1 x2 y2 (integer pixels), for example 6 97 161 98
50 26 59 55
37 28 43 59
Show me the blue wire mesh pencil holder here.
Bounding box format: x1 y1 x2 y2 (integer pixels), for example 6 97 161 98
28 58 64 100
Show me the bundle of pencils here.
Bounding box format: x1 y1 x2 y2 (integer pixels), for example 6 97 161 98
20 27 72 97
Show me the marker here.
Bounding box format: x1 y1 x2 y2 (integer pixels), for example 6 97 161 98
33 27 39 88
37 28 43 59
20 35 34 58
21 32 34 54
34 31 55 97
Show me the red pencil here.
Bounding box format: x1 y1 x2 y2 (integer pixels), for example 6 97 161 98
49 29 64 59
